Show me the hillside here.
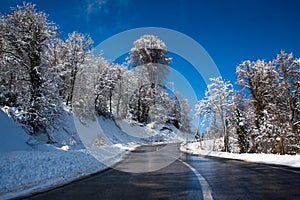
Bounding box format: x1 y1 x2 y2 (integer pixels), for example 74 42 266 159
0 108 191 199
0 109 32 152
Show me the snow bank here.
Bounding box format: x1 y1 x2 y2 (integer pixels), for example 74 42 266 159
0 145 129 200
181 141 300 168
0 150 104 199
0 109 32 152
0 110 132 200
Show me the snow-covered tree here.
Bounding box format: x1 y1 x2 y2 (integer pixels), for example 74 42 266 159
128 83 155 123
236 53 300 154
0 3 62 136
176 93 192 132
275 51 300 154
113 66 131 119
57 32 93 107
230 94 249 153
236 60 278 153
195 77 234 152
94 62 123 117
127 35 172 124
128 35 171 85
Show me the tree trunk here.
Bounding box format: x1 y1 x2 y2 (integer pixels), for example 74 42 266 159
67 67 78 107
109 89 112 114
28 53 42 134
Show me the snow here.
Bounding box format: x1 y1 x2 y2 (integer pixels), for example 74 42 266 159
0 150 103 199
0 109 131 199
294 58 300 65
0 108 32 153
181 141 300 168
116 120 157 138
0 108 193 199
115 120 194 142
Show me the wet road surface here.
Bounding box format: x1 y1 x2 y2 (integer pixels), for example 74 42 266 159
22 143 300 200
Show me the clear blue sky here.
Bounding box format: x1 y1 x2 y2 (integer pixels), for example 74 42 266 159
2 0 300 127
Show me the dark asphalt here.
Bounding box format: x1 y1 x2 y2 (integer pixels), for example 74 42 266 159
22 143 300 200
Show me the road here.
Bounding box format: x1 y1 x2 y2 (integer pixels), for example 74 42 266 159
23 143 300 200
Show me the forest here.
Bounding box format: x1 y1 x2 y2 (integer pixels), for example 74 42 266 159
0 3 299 155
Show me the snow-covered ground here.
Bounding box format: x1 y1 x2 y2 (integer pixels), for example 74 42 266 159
181 141 300 168
0 107 191 200
0 108 133 199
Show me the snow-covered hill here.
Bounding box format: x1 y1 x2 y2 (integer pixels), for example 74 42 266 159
0 108 192 199
0 108 104 199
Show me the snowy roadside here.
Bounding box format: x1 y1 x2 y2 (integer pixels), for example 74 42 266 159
180 141 300 168
0 144 135 200
0 107 138 200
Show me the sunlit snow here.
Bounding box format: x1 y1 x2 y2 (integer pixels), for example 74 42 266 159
181 141 300 168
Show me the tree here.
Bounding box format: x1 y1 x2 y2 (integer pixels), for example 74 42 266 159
176 93 192 132
58 32 93 107
109 68 139 120
94 62 122 117
0 3 62 136
235 53 300 154
128 35 171 85
231 94 249 153
236 60 280 153
195 77 234 152
275 51 300 154
127 35 172 124
113 65 130 119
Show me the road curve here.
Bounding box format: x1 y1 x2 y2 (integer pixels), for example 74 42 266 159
21 143 300 200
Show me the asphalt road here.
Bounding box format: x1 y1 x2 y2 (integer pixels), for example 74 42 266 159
22 143 300 200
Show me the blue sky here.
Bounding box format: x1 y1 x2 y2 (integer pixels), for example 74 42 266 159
2 0 300 128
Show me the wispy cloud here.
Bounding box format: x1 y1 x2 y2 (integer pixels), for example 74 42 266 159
71 0 131 41
85 0 107 15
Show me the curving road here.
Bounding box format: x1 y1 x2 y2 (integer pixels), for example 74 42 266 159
22 143 300 200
